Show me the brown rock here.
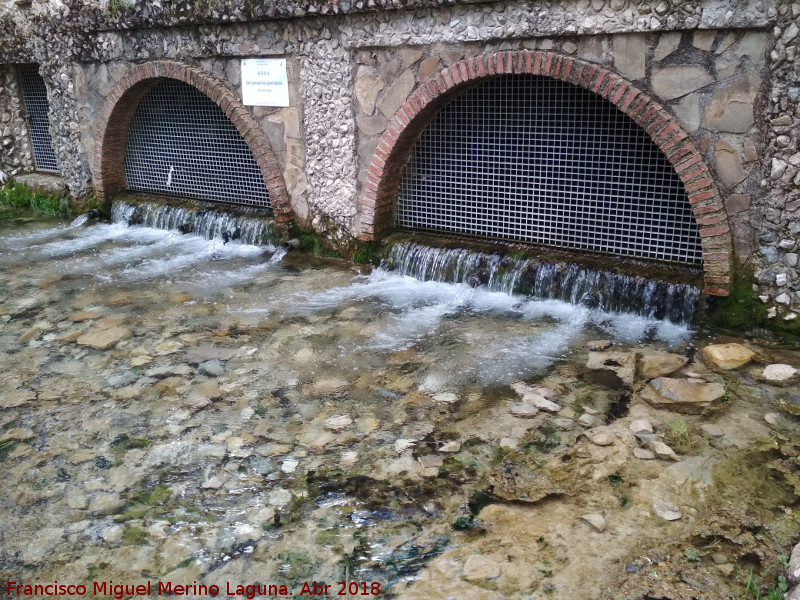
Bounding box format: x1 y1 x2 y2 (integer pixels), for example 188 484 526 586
713 140 747 189
585 351 636 388
76 326 131 350
652 65 714 100
700 343 755 369
68 311 103 322
377 70 415 119
701 73 761 133
638 352 689 380
418 56 441 79
640 377 726 414
354 72 384 116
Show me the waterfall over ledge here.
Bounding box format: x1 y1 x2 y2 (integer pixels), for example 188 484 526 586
110 194 280 247
384 240 701 325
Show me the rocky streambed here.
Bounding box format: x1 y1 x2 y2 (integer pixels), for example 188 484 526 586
0 215 799 600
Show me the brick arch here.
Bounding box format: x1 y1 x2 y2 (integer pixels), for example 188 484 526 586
93 60 293 229
360 50 731 296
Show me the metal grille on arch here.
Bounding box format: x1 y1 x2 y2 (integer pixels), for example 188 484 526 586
123 79 271 209
397 74 703 265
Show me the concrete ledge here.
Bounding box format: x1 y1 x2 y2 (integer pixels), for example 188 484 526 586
13 173 66 196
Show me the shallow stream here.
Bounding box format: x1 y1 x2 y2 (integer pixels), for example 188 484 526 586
0 208 798 599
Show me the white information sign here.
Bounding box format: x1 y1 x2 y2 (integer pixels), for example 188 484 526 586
241 58 290 107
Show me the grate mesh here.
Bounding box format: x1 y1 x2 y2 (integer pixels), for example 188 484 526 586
398 75 702 264
124 79 270 209
17 64 58 172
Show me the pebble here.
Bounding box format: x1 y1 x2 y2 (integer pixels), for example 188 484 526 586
439 440 461 453
418 455 443 468
462 554 502 581
633 447 656 460
510 402 539 418
432 392 458 404
629 419 653 434
580 513 607 532
578 413 599 427
88 493 125 516
324 415 353 431
394 438 416 453
552 417 575 431
589 432 614 446
202 476 225 489
586 340 613 351
761 363 798 384
102 525 124 543
523 393 560 412
280 458 299 474
268 488 293 507
765 412 780 426
649 440 680 461
198 359 225 377
652 498 682 520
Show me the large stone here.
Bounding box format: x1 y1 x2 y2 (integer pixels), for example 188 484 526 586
638 352 689 380
613 34 646 80
640 378 726 414
76 326 130 350
654 32 681 60
674 93 701 132
585 351 636 388
377 69 415 119
652 66 714 100
354 72 384 116
700 343 755 369
759 364 799 386
357 115 387 136
713 140 747 189
788 542 800 586
702 74 761 133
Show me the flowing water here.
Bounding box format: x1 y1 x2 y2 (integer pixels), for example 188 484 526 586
0 202 797 600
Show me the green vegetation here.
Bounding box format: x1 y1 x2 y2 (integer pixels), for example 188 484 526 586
741 556 789 600
122 526 147 545
0 181 64 217
666 417 693 454
706 267 799 343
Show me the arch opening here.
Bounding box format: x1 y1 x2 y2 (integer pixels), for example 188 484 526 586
17 64 58 172
397 74 701 265
124 79 270 209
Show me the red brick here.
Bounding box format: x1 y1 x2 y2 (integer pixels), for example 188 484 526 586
467 58 478 80
692 201 724 215
646 114 670 136
582 65 599 88
524 51 533 73
542 53 554 76
689 190 718 204
551 55 563 78
591 69 609 93
533 51 544 75
560 57 574 80
680 166 706 183
675 153 702 174
696 213 728 226
619 88 639 112
569 62 584 85
666 143 693 164
477 55 488 78
458 61 469 82
487 54 497 75
610 82 628 105
699 225 730 237
703 251 729 261
441 69 455 89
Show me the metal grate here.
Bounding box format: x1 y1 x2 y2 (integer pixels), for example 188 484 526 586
124 79 270 209
398 75 702 264
17 64 58 172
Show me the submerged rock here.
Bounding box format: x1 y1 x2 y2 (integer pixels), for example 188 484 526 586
510 402 539 418
585 351 636 389
700 343 755 370
638 352 689 380
76 326 131 350
640 377 726 414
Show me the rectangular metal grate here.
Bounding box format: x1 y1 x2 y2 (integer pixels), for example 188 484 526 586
17 64 58 172
124 79 270 209
398 75 702 264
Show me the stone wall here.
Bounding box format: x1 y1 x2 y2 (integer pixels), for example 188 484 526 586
0 64 35 183
0 0 798 309
758 0 800 320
